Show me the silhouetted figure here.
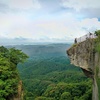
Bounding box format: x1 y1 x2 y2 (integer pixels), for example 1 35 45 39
75 38 77 43
89 32 92 38
89 32 92 35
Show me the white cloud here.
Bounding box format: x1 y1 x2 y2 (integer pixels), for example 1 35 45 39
0 0 100 45
0 11 100 42
0 12 31 38
80 18 100 32
1 0 41 10
62 0 100 11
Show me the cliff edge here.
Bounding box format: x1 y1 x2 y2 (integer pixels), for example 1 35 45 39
9 81 23 100
67 38 100 100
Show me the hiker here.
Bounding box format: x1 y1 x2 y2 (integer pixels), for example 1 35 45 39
75 38 77 43
89 32 92 38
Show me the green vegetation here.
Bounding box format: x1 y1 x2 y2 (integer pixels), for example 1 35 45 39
95 30 100 99
96 66 100 100
96 77 100 100
72 43 77 47
16 44 92 100
0 46 28 100
95 30 100 53
95 30 100 36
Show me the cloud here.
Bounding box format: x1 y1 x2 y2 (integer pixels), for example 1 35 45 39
0 3 9 13
80 18 100 31
62 0 100 11
0 12 31 37
61 0 100 18
0 0 41 13
38 0 61 12
0 11 100 42
80 8 100 18
0 0 100 45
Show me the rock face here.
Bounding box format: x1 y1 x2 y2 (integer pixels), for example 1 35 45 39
9 81 23 100
14 81 23 100
67 39 100 100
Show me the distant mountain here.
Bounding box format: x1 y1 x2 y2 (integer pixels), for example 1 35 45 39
7 43 71 57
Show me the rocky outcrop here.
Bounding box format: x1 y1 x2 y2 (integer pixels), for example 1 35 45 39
9 81 23 100
67 38 100 100
14 81 23 100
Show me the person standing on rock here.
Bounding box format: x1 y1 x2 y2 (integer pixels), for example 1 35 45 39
75 38 77 43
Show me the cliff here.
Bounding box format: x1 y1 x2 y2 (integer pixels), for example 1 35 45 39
67 38 100 100
6 81 23 100
9 81 23 100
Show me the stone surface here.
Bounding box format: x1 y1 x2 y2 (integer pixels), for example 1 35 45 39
67 39 99 100
9 81 23 100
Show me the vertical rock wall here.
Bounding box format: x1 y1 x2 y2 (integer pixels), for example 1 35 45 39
9 81 23 100
67 39 99 100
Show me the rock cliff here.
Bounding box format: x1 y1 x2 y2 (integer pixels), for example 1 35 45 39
67 38 100 100
14 81 23 100
9 81 23 100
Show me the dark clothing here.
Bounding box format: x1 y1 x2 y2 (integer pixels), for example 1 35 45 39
75 38 77 43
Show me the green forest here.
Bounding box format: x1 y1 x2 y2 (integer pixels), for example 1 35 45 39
0 44 92 100
0 46 28 100
16 44 92 100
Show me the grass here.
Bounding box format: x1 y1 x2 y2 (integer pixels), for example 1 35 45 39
95 30 100 99
72 43 77 47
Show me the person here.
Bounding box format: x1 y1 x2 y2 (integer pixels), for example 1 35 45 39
89 32 92 38
89 32 92 35
74 38 77 43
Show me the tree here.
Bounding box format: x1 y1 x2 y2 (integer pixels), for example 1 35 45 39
60 92 72 100
0 46 28 99
95 30 100 36
9 47 28 65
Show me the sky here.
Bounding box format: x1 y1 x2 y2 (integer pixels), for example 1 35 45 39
0 0 100 45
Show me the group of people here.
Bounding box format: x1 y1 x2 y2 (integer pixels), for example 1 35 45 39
74 32 97 43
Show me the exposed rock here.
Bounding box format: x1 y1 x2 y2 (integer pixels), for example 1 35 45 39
9 81 23 100
67 38 99 100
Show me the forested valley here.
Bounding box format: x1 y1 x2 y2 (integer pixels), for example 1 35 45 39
15 43 92 100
